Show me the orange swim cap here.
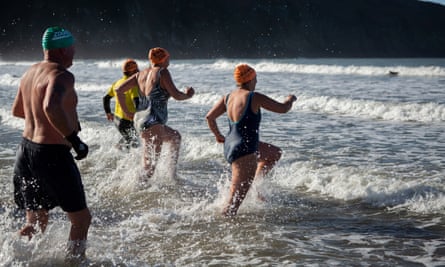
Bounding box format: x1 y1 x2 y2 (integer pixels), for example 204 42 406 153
234 64 256 84
122 59 139 74
148 47 170 65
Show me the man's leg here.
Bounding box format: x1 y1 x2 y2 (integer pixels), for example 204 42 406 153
66 208 91 258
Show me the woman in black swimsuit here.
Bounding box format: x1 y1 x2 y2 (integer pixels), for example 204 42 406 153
206 64 297 216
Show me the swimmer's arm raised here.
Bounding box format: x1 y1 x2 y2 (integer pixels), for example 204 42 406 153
255 92 297 113
161 69 194 100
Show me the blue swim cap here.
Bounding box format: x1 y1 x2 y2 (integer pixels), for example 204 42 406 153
41 26 74 50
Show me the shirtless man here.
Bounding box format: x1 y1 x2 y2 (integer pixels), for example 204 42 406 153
11 26 91 260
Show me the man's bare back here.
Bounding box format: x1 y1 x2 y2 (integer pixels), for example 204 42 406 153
12 61 79 145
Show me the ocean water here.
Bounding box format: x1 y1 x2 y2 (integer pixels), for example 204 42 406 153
0 58 444 266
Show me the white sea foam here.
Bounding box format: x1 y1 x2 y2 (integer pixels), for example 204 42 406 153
297 95 445 123
197 59 445 76
0 73 21 87
0 107 24 129
275 160 445 215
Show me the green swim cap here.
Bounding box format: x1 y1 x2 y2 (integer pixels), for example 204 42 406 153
41 26 74 50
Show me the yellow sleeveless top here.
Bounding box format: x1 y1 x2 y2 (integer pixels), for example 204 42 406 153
106 75 139 120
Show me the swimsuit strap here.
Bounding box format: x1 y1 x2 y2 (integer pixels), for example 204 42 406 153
241 91 255 117
247 91 254 106
225 93 231 107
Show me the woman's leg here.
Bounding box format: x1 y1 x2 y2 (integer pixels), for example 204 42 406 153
256 141 282 179
223 153 257 216
140 125 163 177
160 125 181 173
140 124 181 177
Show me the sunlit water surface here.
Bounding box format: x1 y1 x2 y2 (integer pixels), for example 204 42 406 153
0 58 444 266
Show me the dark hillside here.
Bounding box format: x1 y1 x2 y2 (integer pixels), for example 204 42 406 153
1 0 444 59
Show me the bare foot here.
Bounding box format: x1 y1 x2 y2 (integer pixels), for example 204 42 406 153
18 224 36 240
139 172 152 184
222 205 238 217
65 240 87 265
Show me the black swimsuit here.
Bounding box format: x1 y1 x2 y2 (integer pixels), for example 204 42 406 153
224 91 261 163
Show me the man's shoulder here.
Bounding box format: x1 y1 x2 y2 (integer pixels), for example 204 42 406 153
52 67 74 83
32 61 72 77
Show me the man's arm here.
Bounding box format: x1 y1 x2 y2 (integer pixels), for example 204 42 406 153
12 85 25 119
44 74 75 137
44 72 88 160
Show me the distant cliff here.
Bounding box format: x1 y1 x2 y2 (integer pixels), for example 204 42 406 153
1 0 445 59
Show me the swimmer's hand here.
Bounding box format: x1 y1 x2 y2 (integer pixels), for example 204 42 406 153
283 95 297 112
185 87 195 98
106 113 114 121
215 134 225 143
65 131 89 160
287 95 297 103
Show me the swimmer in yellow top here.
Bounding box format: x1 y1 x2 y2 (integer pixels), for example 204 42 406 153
103 59 140 149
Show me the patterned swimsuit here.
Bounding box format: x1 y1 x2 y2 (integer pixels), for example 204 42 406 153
133 69 170 131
